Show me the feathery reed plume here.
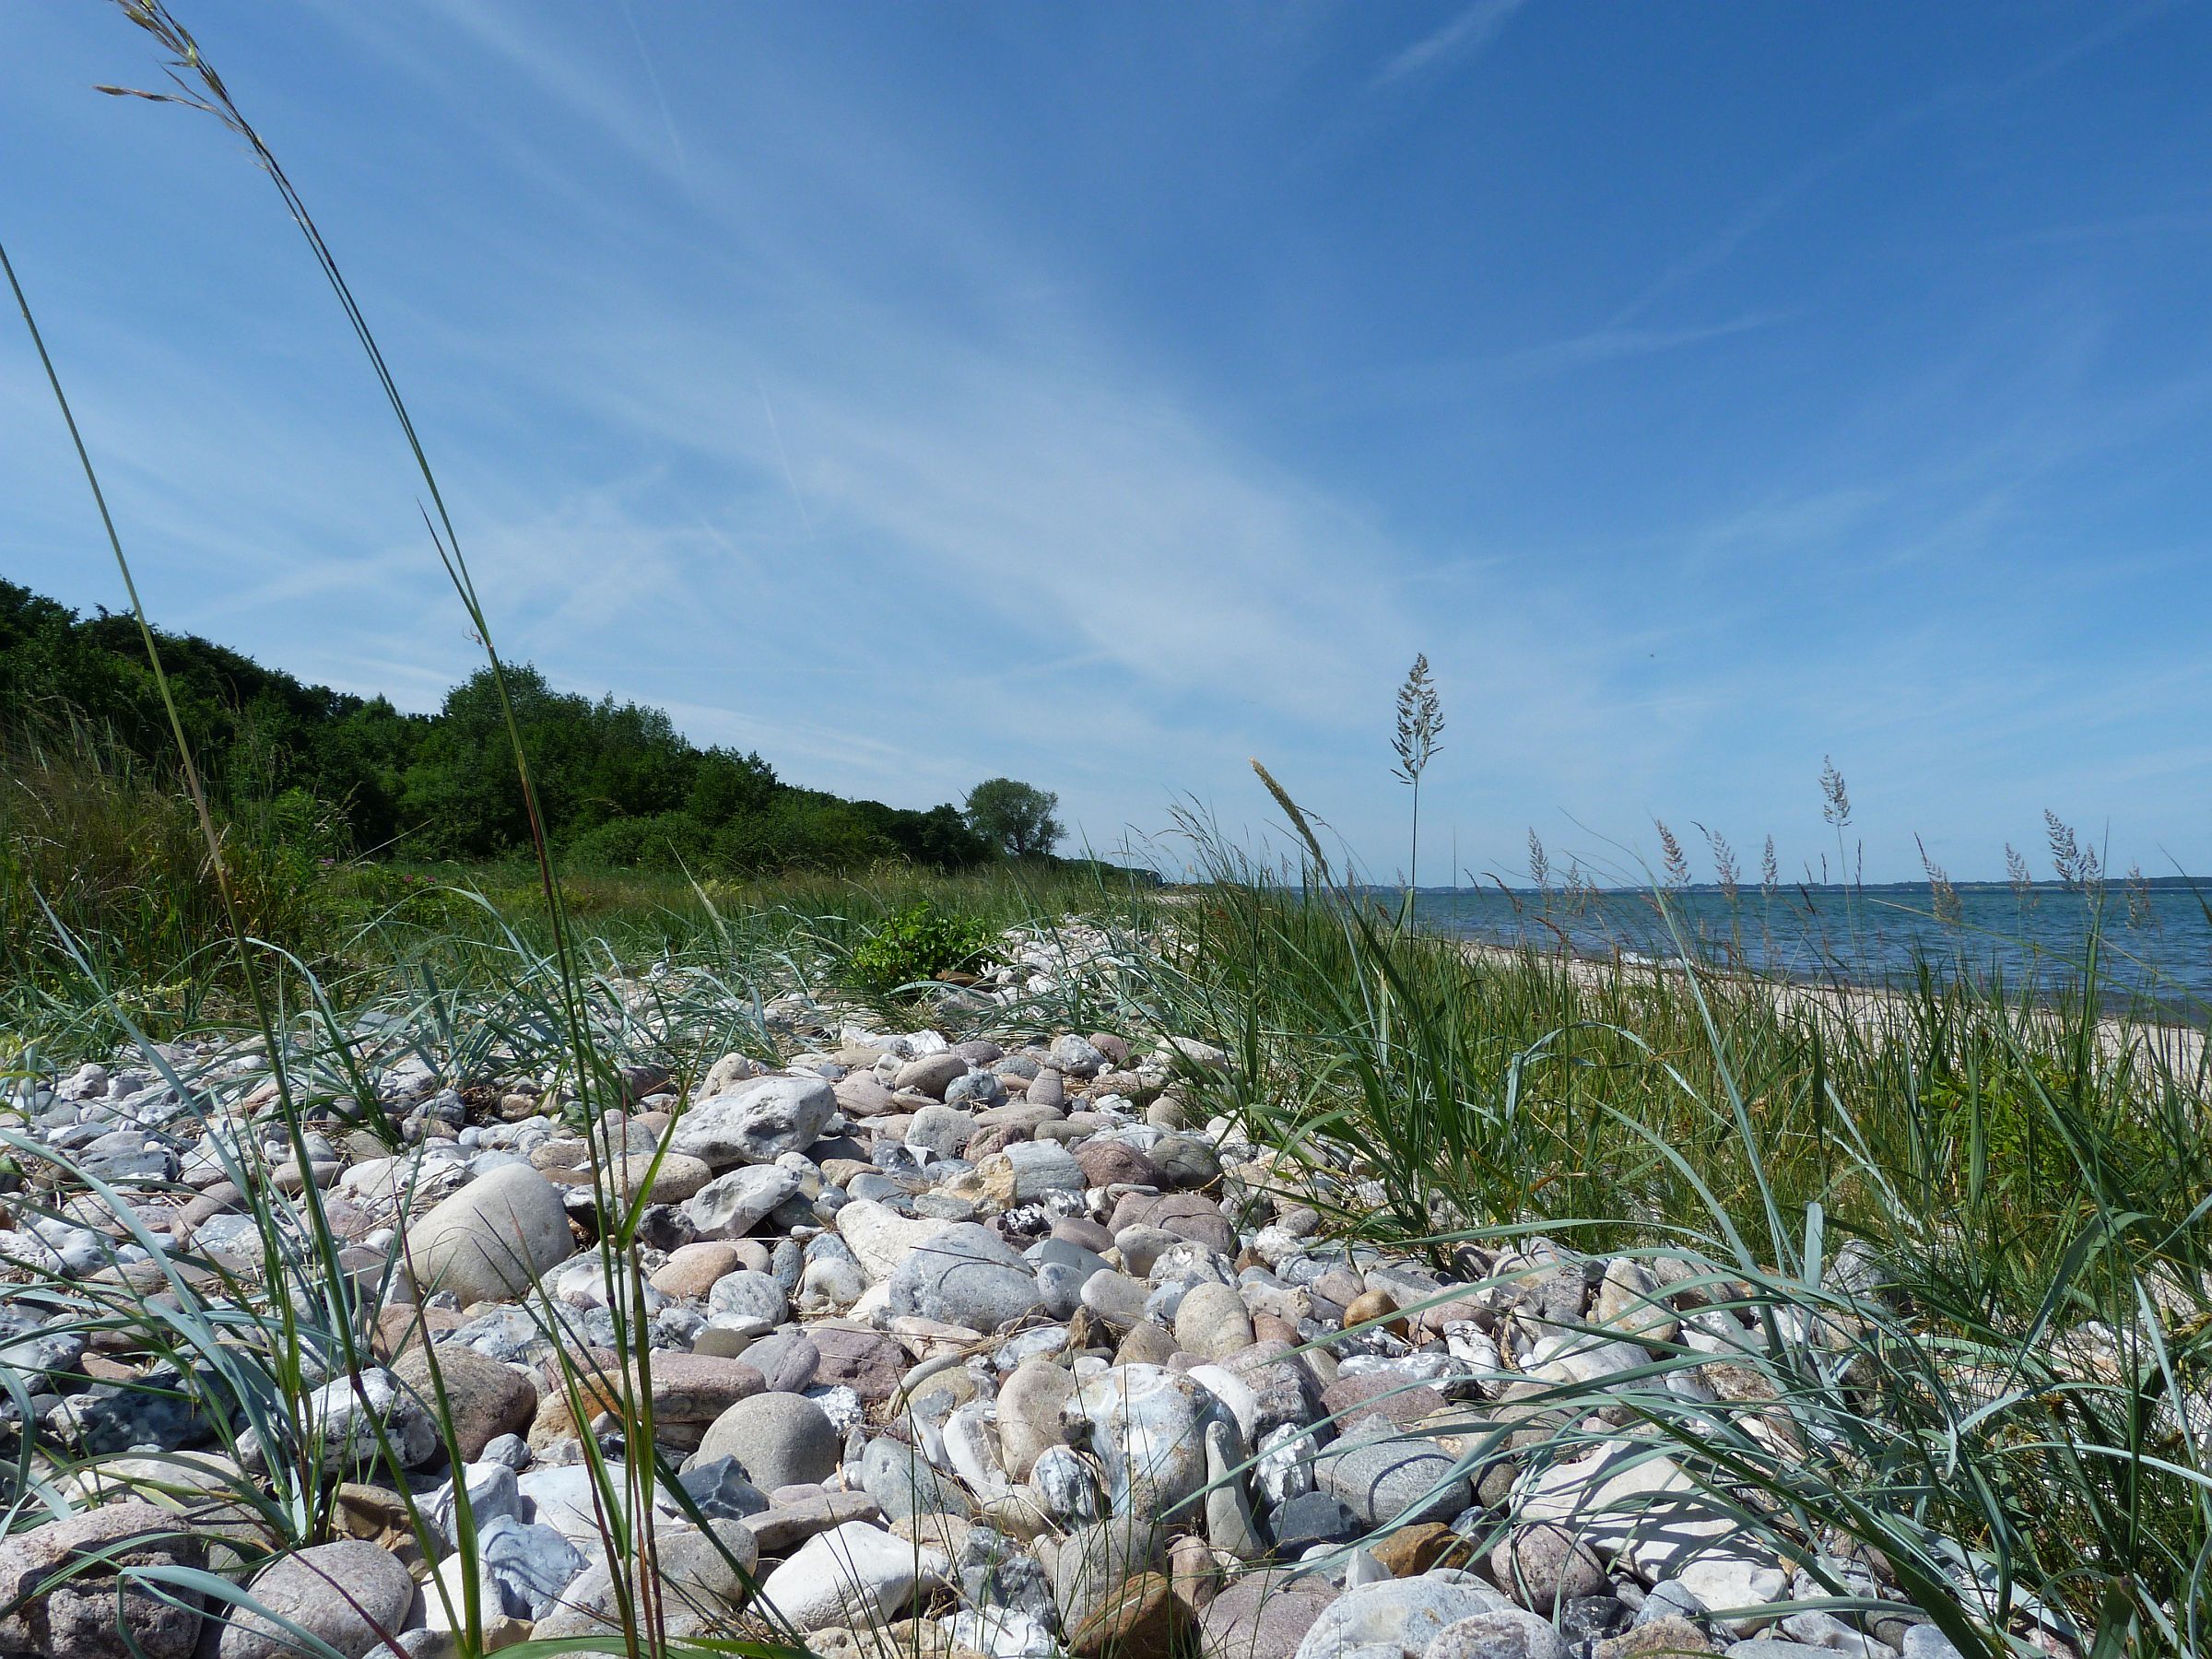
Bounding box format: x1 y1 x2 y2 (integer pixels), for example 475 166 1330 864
1561 857 1595 916
1390 653 1445 781
2006 841 2037 909
1915 833 1962 926
1702 824 1740 902
1818 755 1852 827
1251 759 1331 878
1390 653 1444 894
2044 809 2103 895
1526 829 1549 893
2125 861 2154 929
1389 654 1441 902
1654 818 1691 890
1819 756 1864 907
1760 833 1779 896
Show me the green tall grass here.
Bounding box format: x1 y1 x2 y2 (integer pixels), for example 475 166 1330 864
0 708 335 1023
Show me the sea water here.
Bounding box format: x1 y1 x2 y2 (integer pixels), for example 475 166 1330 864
1406 882 2212 1014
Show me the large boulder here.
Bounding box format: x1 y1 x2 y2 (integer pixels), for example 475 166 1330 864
888 1223 1044 1331
672 1076 835 1167
404 1165 573 1305
390 1342 538 1461
0 1502 206 1659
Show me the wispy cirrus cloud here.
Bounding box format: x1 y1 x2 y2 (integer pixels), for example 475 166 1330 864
1501 311 1792 377
1365 0 1531 93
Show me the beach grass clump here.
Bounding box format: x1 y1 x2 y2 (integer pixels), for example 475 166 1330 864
1107 805 2212 1653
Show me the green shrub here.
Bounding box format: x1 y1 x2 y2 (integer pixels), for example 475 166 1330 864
563 809 713 872
841 902 994 998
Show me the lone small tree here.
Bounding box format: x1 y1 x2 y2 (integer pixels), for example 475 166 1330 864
963 778 1065 859
1391 653 1444 896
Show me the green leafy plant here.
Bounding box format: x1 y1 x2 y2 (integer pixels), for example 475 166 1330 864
841 901 994 998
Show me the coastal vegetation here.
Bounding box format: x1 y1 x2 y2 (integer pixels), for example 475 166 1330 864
0 578 1133 1009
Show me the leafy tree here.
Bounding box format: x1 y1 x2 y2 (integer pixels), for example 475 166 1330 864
892 802 992 869
963 777 1065 859
687 747 780 824
1 576 1030 878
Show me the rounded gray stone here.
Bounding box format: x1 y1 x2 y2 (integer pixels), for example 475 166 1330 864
685 1164 802 1236
406 1164 574 1306
1052 1512 1164 1630
1047 1035 1107 1077
888 1223 1044 1332
1490 1522 1606 1615
707 1268 789 1325
0 1501 207 1659
1290 1571 1509 1659
860 1434 974 1522
535 1520 758 1639
690 1391 840 1489
1001 1140 1086 1199
1423 1608 1573 1659
895 1053 969 1100
1198 1570 1337 1659
906 1104 976 1159
1175 1282 1257 1361
1313 1429 1474 1527
220 1539 415 1659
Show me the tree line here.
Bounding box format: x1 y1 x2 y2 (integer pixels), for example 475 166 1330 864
0 577 1072 876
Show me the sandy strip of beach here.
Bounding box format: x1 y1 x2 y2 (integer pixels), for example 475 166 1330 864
1453 935 2208 1075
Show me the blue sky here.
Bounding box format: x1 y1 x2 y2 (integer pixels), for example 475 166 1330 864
5 2 2209 883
